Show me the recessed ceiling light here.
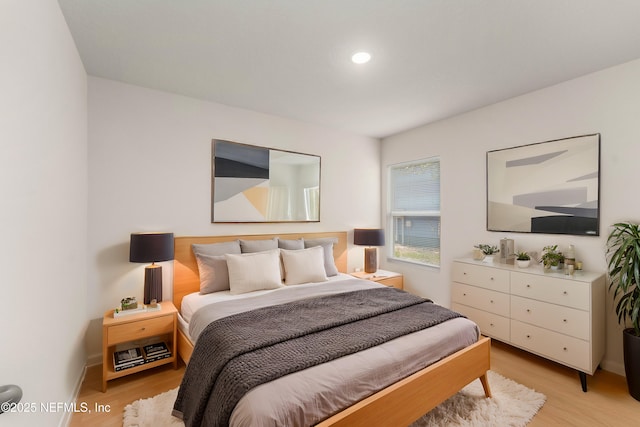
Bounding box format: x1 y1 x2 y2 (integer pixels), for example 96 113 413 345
351 51 371 64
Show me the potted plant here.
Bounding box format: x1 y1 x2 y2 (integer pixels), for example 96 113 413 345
540 245 563 270
475 244 499 263
515 251 531 268
606 222 640 401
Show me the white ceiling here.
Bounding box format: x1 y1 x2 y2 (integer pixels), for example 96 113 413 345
58 0 640 138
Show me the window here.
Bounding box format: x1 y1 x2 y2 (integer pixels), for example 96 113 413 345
388 158 440 267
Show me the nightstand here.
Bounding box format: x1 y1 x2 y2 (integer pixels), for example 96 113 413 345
102 301 178 392
351 269 404 289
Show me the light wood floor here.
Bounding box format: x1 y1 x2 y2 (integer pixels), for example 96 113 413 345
70 341 640 426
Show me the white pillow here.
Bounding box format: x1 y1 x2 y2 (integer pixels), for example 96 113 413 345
281 246 328 285
225 249 284 294
304 238 339 276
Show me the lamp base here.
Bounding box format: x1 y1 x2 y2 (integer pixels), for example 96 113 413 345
144 264 163 304
364 247 378 273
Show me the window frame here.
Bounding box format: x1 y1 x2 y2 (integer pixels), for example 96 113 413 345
387 157 441 268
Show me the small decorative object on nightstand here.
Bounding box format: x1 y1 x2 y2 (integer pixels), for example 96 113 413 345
102 301 177 392
120 296 138 310
351 269 403 290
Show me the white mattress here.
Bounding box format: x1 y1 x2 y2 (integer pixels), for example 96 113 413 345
178 275 480 427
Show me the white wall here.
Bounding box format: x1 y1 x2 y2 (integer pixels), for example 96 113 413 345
0 1 88 426
86 77 381 360
381 58 640 375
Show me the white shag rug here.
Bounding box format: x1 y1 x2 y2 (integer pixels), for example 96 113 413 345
123 371 545 427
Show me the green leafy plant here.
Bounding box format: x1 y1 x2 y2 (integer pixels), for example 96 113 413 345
474 244 499 255
607 222 640 336
540 245 563 267
516 251 531 261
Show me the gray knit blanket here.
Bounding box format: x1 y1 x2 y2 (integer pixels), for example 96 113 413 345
172 287 463 427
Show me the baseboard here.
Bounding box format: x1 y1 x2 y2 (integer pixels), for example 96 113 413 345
59 365 87 427
86 352 102 367
601 358 625 377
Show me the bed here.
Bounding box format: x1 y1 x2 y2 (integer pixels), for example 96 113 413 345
171 231 491 427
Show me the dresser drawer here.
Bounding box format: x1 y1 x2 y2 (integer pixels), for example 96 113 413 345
452 282 510 316
511 296 589 340
452 262 510 292
511 320 590 372
107 315 174 345
511 271 590 310
452 303 510 342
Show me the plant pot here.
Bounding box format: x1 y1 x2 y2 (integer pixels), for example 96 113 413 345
483 255 494 263
623 328 640 401
472 249 485 260
517 260 530 268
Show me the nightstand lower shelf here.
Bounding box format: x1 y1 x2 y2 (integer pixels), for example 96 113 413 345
102 302 178 392
103 354 177 383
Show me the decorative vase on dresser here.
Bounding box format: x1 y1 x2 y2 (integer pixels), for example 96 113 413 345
451 259 605 392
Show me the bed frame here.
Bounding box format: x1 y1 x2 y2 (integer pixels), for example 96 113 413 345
172 231 491 427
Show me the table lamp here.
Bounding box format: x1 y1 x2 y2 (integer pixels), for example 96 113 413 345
129 232 174 304
354 228 385 273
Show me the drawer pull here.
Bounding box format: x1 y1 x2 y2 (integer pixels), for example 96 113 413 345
563 347 568 351
563 291 568 295
463 272 467 275
463 293 467 296
490 277 494 281
526 335 531 339
526 309 531 313
563 319 568 323
526 284 531 288
490 300 494 303
490 323 494 327
141 327 146 331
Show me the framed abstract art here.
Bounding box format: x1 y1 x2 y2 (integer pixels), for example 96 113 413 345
211 139 321 223
487 134 600 236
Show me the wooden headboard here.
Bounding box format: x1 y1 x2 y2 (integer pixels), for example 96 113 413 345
172 231 348 311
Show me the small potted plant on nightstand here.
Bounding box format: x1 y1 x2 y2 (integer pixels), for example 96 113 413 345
475 244 499 263
515 251 531 268
540 245 563 271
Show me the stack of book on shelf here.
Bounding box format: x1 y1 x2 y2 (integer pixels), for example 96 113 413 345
142 342 171 363
113 347 144 372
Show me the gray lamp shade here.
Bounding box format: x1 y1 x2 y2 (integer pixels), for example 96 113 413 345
129 232 174 304
130 232 174 263
353 228 385 247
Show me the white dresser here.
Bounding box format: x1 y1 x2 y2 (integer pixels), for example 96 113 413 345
451 259 605 391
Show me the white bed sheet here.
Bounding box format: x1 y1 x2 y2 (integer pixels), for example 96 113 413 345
180 273 364 324
179 275 480 427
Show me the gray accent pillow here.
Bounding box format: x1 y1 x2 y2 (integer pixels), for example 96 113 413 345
277 238 305 250
194 254 230 294
192 240 241 257
304 237 339 276
240 238 279 253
